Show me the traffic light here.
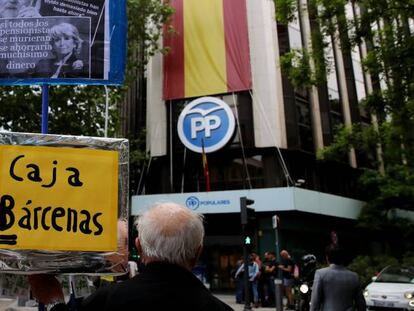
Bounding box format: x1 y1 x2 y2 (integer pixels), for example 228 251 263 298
240 197 255 225
244 236 252 245
240 196 255 247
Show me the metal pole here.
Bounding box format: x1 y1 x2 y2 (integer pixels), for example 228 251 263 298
39 84 49 311
41 84 49 134
242 223 252 311
104 85 109 137
273 216 283 311
169 101 173 191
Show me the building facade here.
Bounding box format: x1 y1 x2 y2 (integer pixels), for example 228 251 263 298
127 0 376 289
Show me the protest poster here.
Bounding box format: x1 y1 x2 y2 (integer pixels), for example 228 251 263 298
0 0 126 85
0 145 118 251
0 132 129 274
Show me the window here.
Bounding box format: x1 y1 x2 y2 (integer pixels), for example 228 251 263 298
324 35 344 130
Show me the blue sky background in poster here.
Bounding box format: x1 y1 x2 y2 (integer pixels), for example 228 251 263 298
0 0 126 85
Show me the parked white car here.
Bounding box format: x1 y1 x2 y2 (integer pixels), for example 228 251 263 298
364 265 414 310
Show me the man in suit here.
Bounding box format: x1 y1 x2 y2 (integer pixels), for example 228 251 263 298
29 202 234 311
310 245 366 311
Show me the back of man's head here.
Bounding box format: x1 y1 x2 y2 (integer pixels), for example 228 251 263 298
136 202 204 269
325 244 345 265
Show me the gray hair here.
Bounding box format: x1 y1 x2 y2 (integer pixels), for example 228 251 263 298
49 22 83 55
135 202 204 267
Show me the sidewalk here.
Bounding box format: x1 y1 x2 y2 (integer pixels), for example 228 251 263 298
1 294 285 311
214 294 280 311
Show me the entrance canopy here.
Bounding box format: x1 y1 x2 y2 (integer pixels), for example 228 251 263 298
131 187 364 220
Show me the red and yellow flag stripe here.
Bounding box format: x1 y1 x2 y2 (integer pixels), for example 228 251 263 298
163 0 252 100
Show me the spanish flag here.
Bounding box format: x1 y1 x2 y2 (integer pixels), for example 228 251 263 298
163 0 252 100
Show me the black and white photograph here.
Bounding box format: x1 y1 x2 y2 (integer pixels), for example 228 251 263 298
0 0 106 81
32 18 91 78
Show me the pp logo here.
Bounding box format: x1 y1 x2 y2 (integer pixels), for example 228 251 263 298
186 196 200 210
177 97 236 153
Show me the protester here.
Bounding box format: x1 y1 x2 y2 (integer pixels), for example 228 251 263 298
278 249 295 308
29 202 234 311
232 257 244 304
34 22 87 78
252 252 264 306
234 254 260 308
262 251 277 307
310 244 366 311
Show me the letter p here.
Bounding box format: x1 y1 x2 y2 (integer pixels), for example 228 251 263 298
190 115 221 139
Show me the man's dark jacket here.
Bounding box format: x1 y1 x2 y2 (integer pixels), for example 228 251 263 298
53 262 234 311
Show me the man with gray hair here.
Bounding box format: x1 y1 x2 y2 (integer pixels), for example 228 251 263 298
29 202 234 311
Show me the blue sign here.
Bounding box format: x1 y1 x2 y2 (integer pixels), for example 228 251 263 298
177 97 236 153
186 196 200 210
0 0 126 86
185 196 231 210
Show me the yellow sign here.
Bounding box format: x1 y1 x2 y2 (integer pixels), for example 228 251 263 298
0 145 118 252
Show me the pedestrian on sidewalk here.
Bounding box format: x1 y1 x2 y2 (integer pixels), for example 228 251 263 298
29 202 234 311
232 257 244 304
310 244 366 311
262 251 277 307
278 249 295 308
234 254 260 308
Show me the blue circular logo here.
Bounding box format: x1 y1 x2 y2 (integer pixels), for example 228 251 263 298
186 196 200 210
177 97 236 153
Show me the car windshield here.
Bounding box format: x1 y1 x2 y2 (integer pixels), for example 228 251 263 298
375 266 414 284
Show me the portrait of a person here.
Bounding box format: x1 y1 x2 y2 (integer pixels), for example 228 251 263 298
0 0 40 18
34 22 89 78
0 0 41 78
17 0 41 17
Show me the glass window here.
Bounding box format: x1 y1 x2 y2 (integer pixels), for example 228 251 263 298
288 10 303 49
376 266 414 284
296 95 314 152
347 2 367 103
324 35 343 126
325 40 339 94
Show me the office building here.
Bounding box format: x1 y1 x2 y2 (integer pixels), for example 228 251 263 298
125 0 373 289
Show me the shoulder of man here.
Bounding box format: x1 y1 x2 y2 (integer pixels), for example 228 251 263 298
315 266 331 276
345 268 362 282
79 284 113 311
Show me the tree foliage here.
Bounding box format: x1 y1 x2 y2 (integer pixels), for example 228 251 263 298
274 0 414 242
347 255 399 287
127 0 174 70
0 0 172 135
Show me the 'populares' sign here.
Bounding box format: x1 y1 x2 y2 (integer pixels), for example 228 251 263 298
0 145 118 252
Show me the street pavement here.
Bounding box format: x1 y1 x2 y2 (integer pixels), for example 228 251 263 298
1 295 287 311
214 293 285 311
0 298 37 311
0 295 287 311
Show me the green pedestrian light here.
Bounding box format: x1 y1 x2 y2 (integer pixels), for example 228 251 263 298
244 236 251 245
